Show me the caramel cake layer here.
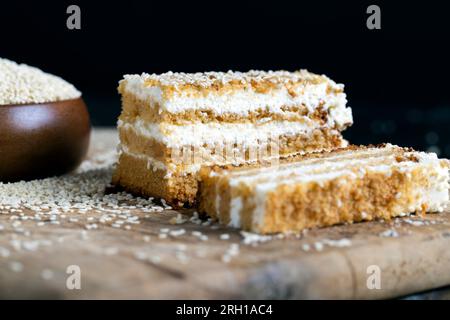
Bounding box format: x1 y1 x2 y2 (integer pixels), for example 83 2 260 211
199 144 450 234
118 120 347 164
112 153 198 206
114 69 353 206
118 70 352 128
114 128 346 206
119 91 351 127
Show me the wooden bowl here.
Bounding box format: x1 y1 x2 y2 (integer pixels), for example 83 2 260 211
0 98 91 182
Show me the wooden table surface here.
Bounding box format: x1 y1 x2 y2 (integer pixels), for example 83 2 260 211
1 128 450 299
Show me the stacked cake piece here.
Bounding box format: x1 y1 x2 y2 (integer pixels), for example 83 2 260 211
113 69 449 233
199 144 450 233
113 70 352 206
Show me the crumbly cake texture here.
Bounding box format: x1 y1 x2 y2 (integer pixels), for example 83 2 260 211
112 129 345 206
113 69 353 206
0 58 81 105
198 144 450 234
118 70 352 124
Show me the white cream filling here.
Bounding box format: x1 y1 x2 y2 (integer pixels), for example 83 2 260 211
121 75 352 129
222 147 449 229
416 163 450 212
227 145 398 185
229 196 243 228
119 145 167 171
119 146 203 178
118 118 330 149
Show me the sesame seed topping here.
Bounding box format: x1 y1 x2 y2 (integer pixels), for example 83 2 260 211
126 69 330 90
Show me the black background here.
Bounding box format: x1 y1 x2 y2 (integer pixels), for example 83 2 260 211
1 0 449 155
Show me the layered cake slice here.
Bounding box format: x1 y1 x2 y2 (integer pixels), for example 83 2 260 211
199 144 450 233
113 70 353 206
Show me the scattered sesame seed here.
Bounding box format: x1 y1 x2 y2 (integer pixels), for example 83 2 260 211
314 242 324 251
302 244 311 252
241 231 272 245
103 247 119 255
149 255 161 264
220 234 230 240
322 238 352 247
191 231 202 237
169 213 187 225
169 229 186 237
160 199 172 210
9 261 24 273
175 251 189 264
0 247 10 258
222 243 240 263
85 223 98 230
80 230 89 240
41 269 54 280
22 241 39 251
195 250 207 258
134 251 147 260
0 150 164 233
379 229 399 238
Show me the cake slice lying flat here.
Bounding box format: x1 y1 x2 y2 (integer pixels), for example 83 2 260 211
199 144 450 234
113 70 353 206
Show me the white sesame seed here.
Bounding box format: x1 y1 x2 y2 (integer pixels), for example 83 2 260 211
302 244 311 252
23 241 39 251
0 247 10 258
169 214 187 225
134 251 147 260
221 254 232 263
9 261 24 273
191 231 202 237
149 255 161 264
41 269 54 280
314 242 324 251
104 247 119 255
85 223 98 230
169 229 186 237
379 229 399 238
175 251 189 264
220 234 230 240
0 58 81 105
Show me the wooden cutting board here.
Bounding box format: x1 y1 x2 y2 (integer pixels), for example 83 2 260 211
1 128 450 299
